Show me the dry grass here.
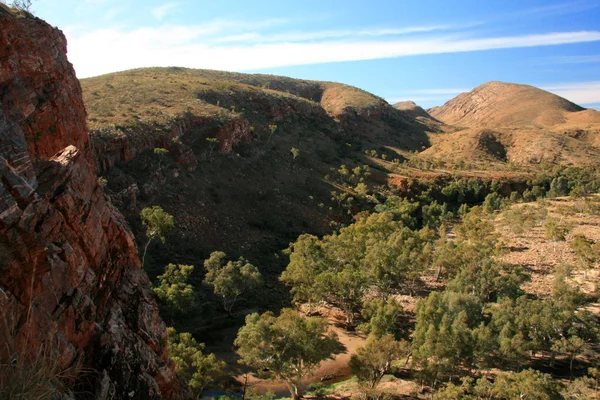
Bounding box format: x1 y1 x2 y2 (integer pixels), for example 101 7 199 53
0 313 82 400
81 67 389 133
496 195 600 297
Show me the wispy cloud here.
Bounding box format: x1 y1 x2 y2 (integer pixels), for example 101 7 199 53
152 2 179 20
66 24 600 79
503 0 599 19
103 7 123 21
214 24 479 44
540 81 600 105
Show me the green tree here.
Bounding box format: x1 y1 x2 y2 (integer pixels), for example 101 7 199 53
140 206 174 267
551 336 592 380
544 217 570 253
313 267 368 328
267 124 277 142
490 369 560 400
290 147 300 160
411 291 483 387
153 264 195 317
153 147 169 170
447 258 527 303
234 309 344 400
363 226 434 298
168 327 225 397
549 176 569 198
350 334 410 399
280 234 326 310
562 368 600 399
358 298 404 339
205 137 219 159
482 192 503 213
570 234 599 276
203 251 263 315
434 370 560 400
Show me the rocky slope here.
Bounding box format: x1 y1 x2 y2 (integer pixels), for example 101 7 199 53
421 81 600 165
427 81 597 128
0 8 181 398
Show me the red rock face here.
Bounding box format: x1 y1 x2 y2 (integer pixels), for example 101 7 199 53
0 9 89 163
90 113 255 174
0 9 181 399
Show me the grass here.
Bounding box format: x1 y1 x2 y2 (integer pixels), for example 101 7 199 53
0 308 82 400
81 67 392 134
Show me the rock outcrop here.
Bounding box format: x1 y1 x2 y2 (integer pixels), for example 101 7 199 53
91 114 257 174
0 8 181 399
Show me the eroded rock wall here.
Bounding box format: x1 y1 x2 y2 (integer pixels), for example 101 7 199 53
0 9 181 399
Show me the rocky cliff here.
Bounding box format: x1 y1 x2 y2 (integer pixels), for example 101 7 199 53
0 8 181 399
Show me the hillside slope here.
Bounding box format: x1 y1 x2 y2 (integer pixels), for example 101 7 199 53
422 81 600 166
427 81 599 128
81 68 435 281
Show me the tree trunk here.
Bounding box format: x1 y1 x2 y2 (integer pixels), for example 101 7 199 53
570 354 574 381
288 382 303 400
142 238 152 267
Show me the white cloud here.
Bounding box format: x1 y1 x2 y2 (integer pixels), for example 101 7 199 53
540 81 600 105
65 25 600 79
152 2 179 20
214 24 477 44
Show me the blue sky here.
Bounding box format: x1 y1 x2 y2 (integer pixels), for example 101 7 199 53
33 0 600 109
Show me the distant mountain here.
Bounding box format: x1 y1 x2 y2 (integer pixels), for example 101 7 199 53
428 81 600 128
421 81 600 165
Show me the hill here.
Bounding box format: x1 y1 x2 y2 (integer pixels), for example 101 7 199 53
427 81 600 128
421 81 600 166
81 67 436 283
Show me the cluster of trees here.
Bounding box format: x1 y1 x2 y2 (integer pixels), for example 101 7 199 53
139 162 600 398
280 210 436 328
277 197 598 397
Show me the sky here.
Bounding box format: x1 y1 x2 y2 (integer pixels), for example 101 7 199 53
32 0 600 109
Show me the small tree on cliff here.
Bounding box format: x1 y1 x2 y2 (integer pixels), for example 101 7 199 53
9 0 32 12
235 309 344 400
140 206 174 267
153 147 169 170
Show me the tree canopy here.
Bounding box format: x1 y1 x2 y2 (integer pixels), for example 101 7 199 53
234 309 344 400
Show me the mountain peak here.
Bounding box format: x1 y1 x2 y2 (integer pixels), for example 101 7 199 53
429 81 586 128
